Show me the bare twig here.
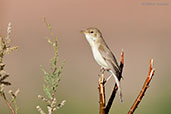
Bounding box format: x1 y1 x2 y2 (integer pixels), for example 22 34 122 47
5 99 17 114
99 73 106 114
128 59 155 114
1 93 17 114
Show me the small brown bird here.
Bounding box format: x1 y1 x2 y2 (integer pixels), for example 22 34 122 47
81 27 122 102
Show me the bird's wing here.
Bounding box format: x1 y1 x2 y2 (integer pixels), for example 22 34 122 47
98 43 120 75
98 40 123 101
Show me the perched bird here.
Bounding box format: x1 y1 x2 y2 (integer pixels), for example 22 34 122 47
81 27 122 102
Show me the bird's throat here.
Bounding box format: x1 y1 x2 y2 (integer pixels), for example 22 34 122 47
85 34 96 47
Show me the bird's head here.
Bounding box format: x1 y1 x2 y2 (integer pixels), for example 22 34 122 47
81 28 102 46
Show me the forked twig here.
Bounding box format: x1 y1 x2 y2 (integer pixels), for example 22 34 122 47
128 59 155 114
6 99 17 114
1 93 17 114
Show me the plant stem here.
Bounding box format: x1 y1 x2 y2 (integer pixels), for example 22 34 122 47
2 93 17 114
128 60 155 114
99 73 106 114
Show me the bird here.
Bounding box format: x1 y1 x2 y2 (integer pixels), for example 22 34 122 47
81 27 123 102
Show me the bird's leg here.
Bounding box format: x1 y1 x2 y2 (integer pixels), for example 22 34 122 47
103 74 113 85
105 69 112 82
106 74 112 82
100 68 112 85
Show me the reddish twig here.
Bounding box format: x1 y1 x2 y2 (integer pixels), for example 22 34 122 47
128 59 155 114
99 73 106 114
2 93 17 114
6 99 17 114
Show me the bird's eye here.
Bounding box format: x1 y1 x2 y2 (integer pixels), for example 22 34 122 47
90 31 94 33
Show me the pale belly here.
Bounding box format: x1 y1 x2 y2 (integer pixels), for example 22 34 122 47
92 47 108 68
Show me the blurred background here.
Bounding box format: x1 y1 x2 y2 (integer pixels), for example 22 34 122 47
0 0 171 114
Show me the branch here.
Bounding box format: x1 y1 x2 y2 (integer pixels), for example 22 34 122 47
128 59 155 114
6 99 17 114
105 51 124 114
1 93 17 114
98 73 106 114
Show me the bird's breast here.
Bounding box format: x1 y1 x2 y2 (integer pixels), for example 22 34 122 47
92 47 108 68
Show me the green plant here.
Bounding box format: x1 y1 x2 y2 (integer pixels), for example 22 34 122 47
37 18 65 114
0 23 19 114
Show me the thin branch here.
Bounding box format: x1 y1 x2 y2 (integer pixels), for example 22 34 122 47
98 73 106 114
6 99 17 114
2 93 17 114
105 51 124 114
128 59 155 114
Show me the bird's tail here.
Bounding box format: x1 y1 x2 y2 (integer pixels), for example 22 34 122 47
109 70 123 102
